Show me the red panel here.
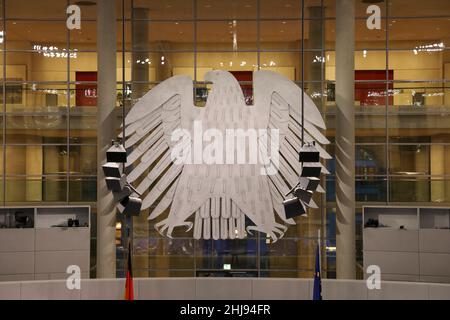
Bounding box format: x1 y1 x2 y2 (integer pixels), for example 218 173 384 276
75 71 97 107
355 70 393 106
230 71 253 105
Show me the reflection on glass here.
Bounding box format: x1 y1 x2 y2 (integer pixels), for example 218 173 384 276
197 21 257 51
6 115 67 144
69 177 96 202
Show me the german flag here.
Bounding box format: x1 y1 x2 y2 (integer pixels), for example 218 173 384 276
124 241 134 300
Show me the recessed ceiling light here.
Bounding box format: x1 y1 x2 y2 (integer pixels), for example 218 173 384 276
282 21 287 24
204 4 212 8
174 22 179 25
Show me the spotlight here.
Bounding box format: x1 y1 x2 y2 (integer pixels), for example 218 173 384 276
106 142 127 163
283 198 306 219
112 185 132 202
299 177 320 191
293 187 314 203
299 143 320 162
300 162 322 178
119 195 142 216
103 140 143 217
106 174 127 192
102 162 123 178
283 142 324 219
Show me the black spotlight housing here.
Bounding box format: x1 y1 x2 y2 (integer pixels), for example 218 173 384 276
293 187 314 203
300 162 322 178
283 197 306 219
112 185 132 202
299 177 321 191
102 162 123 178
299 144 320 162
106 174 127 192
106 143 127 163
119 195 142 216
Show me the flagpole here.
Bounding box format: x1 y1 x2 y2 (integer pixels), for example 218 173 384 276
318 228 321 276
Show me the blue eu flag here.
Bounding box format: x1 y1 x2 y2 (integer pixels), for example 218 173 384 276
313 244 322 300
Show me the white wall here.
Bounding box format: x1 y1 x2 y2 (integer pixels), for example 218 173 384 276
1 278 450 300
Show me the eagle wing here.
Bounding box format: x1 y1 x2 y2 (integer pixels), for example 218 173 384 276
253 70 331 224
120 75 199 215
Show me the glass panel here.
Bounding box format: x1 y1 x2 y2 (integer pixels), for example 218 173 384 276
5 176 67 203
389 18 450 49
133 0 193 20
6 21 68 50
129 22 194 51
389 178 431 202
355 114 386 143
390 82 449 109
148 238 195 269
197 0 257 20
388 0 450 17
388 113 450 143
260 52 300 81
260 20 302 51
4 83 68 112
70 21 97 51
197 52 257 76
356 178 387 202
5 145 67 175
196 239 257 270
260 238 317 272
260 0 301 19
389 144 430 175
70 53 98 83
69 145 96 175
6 0 67 19
356 144 387 175
128 52 194 83
69 176 96 202
197 21 257 51
70 115 97 144
388 50 445 82
5 115 67 144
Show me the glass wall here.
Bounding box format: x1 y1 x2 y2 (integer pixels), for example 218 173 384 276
324 0 450 277
116 0 330 278
1 0 449 280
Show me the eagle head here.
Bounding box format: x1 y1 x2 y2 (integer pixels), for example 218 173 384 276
204 70 245 107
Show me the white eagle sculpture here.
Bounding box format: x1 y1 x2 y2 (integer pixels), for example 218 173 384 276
120 70 330 241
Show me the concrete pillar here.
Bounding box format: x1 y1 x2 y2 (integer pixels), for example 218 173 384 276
335 0 356 279
97 0 117 278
